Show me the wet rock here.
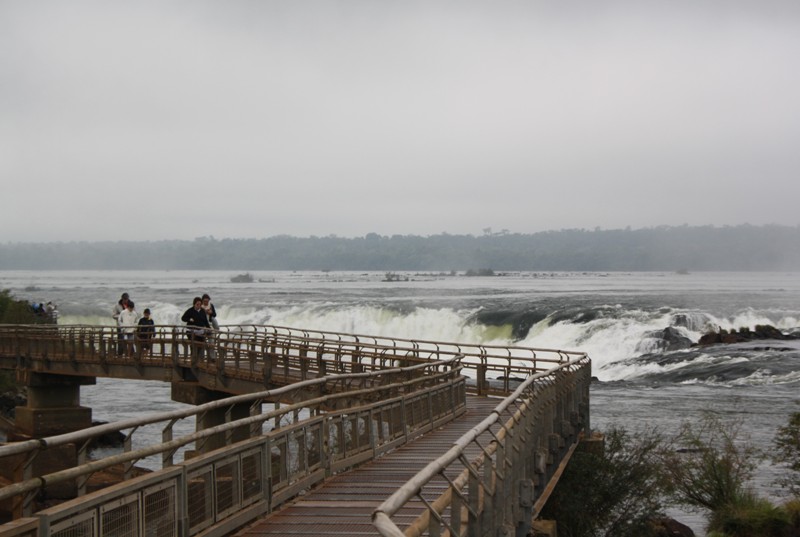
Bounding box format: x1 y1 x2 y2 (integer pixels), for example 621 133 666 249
649 517 695 537
671 313 712 332
659 327 694 351
637 327 694 354
88 421 126 449
695 324 800 346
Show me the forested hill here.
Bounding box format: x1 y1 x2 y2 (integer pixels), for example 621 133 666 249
1 225 799 271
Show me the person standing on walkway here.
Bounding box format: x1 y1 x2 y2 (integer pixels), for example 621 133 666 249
137 308 156 355
118 300 138 356
112 292 131 355
182 297 210 362
201 293 219 330
201 293 220 360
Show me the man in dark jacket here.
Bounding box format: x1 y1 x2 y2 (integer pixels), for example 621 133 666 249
182 297 210 361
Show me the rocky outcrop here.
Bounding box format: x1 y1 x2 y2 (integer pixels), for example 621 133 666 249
636 327 694 354
696 324 800 346
655 327 694 351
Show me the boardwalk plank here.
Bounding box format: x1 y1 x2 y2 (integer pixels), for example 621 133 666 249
235 396 499 536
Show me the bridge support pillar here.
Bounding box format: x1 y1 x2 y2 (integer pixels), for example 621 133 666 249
14 372 95 438
171 383 254 455
8 373 95 507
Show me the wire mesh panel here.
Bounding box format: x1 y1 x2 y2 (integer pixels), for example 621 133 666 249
305 424 322 470
436 386 454 418
355 411 370 449
142 481 177 537
327 420 343 462
269 437 288 490
409 396 427 431
50 510 96 537
288 429 304 476
240 447 264 507
99 493 139 537
343 415 356 454
214 456 241 520
390 402 403 440
186 467 214 534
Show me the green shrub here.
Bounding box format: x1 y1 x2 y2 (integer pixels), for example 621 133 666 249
542 412 800 537
0 289 40 324
784 499 800 531
774 412 800 496
541 426 667 537
660 412 760 514
708 492 792 537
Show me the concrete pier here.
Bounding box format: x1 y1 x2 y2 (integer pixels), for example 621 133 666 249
171 382 256 454
14 373 94 438
6 373 95 517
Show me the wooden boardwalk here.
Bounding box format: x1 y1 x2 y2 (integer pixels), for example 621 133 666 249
0 325 590 537
237 396 501 536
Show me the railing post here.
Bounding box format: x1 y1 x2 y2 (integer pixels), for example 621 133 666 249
258 337 271 386
162 422 174 468
467 462 480 537
451 484 463 536
299 343 308 378
171 327 180 370
322 416 332 477
515 479 534 537
476 363 486 396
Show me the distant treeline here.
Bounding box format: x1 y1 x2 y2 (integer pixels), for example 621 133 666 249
1 225 799 271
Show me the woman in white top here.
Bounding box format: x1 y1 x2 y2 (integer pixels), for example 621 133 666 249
118 301 139 356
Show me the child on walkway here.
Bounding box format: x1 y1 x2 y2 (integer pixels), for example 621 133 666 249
137 308 155 355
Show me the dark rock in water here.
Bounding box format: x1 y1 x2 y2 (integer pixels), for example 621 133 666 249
230 272 254 283
753 324 788 339
697 330 744 346
671 313 691 328
636 327 693 354
695 324 800 346
670 313 711 332
88 421 126 449
549 307 600 325
471 309 547 340
495 375 526 382
649 517 695 537
659 327 694 351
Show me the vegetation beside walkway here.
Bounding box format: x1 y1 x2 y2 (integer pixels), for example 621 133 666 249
0 289 42 394
543 412 800 537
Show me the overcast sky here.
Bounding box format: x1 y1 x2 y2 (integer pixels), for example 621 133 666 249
2 1 799 242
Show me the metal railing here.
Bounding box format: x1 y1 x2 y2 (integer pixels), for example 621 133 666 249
0 359 466 537
0 324 582 396
372 355 591 537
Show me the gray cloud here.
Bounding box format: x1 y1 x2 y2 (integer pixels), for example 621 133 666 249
2 0 799 241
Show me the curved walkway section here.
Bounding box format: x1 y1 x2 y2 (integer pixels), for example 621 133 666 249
0 324 590 537
0 324 580 397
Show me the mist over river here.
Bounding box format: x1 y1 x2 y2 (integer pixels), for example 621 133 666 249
3 270 799 535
